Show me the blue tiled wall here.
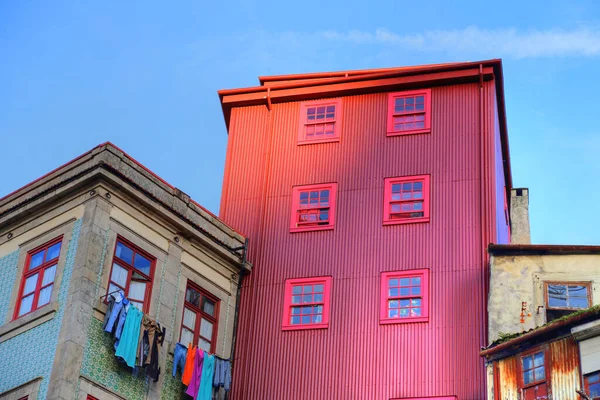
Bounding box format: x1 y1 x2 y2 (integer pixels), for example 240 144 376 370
0 219 82 398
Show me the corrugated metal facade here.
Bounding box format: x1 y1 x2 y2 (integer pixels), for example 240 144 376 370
493 337 581 400
220 81 506 399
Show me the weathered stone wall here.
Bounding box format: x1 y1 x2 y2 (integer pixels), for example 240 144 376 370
489 253 600 343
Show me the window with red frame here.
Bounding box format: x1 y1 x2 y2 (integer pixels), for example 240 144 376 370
383 175 430 225
290 183 337 232
106 238 155 312
298 99 342 144
282 276 332 330
519 349 548 399
585 371 600 399
380 269 429 324
14 237 62 319
387 89 431 136
179 281 219 353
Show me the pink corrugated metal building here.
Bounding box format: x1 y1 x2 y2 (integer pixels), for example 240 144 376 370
218 59 512 399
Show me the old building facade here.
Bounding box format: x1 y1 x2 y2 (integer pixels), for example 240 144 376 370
483 188 600 399
0 143 250 400
218 60 512 399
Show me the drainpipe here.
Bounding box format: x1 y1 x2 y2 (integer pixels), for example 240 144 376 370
478 63 490 347
228 237 249 400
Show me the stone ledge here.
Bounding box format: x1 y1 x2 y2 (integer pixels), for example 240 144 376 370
0 302 58 343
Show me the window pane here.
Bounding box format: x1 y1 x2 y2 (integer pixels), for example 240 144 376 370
107 283 121 297
183 307 197 328
302 306 312 314
548 284 567 307
388 309 399 318
411 286 421 295
200 318 213 339
523 355 533 370
292 286 302 295
301 316 311 324
115 242 134 264
133 253 151 275
290 316 301 324
129 281 147 301
38 285 53 306
292 295 301 304
400 287 410 296
312 315 322 323
568 285 587 296
185 287 201 307
130 300 143 310
314 284 324 293
399 308 409 317
411 277 421 285
400 278 410 286
388 288 399 297
389 279 398 287
46 242 62 261
411 299 421 306
291 307 301 315
303 285 313 293
588 373 600 384
534 366 545 381
202 297 216 316
389 300 398 308
303 294 313 303
180 327 194 346
399 299 410 307
533 352 544 367
19 294 34 316
199 338 211 352
523 369 534 385
411 308 421 317
30 251 44 270
570 296 589 308
314 294 323 302
42 265 57 286
589 381 600 397
23 274 39 295
110 263 128 287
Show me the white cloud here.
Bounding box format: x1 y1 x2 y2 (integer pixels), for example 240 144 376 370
322 26 600 58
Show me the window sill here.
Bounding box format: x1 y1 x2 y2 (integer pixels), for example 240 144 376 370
387 128 431 137
380 316 428 325
290 225 335 233
297 137 340 146
383 218 429 226
0 302 58 342
282 323 329 331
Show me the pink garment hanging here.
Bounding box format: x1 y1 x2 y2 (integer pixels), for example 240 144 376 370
185 348 204 397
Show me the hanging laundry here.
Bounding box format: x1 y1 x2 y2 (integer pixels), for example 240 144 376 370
115 305 143 368
114 297 129 340
213 358 232 392
103 290 125 333
197 352 215 400
172 343 187 378
137 314 160 366
182 344 197 386
146 325 164 382
185 348 204 398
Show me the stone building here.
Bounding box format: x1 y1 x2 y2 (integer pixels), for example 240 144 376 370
0 143 250 400
482 188 600 399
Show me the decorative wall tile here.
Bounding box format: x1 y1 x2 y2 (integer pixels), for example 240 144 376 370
0 249 19 324
0 219 82 399
80 318 148 400
161 356 188 400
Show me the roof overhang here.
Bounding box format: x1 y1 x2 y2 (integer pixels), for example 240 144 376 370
218 58 513 201
489 244 600 256
0 142 251 272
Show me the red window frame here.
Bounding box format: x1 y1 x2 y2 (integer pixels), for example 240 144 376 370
105 236 155 313
297 99 342 144
517 346 550 398
383 175 430 225
13 236 63 320
179 281 220 353
290 183 337 233
387 89 431 136
585 371 600 399
282 276 332 331
380 269 429 324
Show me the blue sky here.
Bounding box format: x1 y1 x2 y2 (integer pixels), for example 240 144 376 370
1 0 599 244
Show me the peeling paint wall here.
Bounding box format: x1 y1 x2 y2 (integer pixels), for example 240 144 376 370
489 253 600 343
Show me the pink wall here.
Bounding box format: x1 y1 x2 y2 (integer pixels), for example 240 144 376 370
220 81 503 399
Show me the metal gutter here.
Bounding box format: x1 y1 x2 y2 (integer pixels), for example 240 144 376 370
489 243 600 255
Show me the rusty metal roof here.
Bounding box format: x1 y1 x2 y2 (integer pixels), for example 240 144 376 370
481 305 600 358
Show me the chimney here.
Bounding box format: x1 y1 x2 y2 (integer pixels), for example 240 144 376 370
510 188 531 244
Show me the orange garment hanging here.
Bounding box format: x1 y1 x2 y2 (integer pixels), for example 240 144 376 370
182 343 197 385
